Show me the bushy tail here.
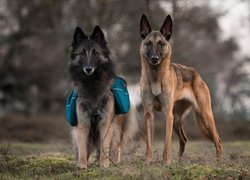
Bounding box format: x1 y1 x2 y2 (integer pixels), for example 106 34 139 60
118 84 141 143
122 104 139 143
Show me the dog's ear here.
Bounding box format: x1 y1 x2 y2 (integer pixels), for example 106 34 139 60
140 14 152 39
160 15 172 41
73 26 87 44
91 26 107 44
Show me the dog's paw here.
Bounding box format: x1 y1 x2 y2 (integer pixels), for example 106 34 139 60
178 156 184 163
163 159 171 166
146 156 153 165
146 151 153 164
77 161 87 169
114 158 121 164
146 160 153 165
162 154 171 165
100 159 110 168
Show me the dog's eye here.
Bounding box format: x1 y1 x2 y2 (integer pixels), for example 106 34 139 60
145 41 152 51
145 41 152 47
80 50 86 57
157 41 164 48
73 55 81 65
92 49 99 56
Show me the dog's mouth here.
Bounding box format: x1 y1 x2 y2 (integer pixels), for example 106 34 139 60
83 67 95 75
150 61 161 65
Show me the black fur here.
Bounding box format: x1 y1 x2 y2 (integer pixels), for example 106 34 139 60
140 14 152 39
69 26 115 103
160 15 172 41
69 61 115 102
69 26 116 157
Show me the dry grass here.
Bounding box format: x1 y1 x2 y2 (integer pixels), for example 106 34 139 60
0 114 249 179
0 140 249 179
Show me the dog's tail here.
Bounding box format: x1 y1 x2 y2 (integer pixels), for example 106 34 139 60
121 84 141 143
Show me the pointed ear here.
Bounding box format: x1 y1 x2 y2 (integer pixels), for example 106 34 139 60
160 15 172 41
73 26 87 44
91 26 107 44
140 14 152 39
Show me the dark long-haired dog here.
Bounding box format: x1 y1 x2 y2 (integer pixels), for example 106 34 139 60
139 14 223 164
68 26 137 169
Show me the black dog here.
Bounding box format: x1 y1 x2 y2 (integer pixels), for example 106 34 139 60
69 26 116 169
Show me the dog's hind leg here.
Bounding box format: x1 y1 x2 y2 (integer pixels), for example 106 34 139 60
112 133 122 163
110 121 122 163
71 130 78 164
194 111 223 161
173 117 187 159
173 100 190 160
193 76 223 161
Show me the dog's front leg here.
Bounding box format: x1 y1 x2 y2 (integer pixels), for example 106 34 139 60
75 102 90 169
142 91 155 163
143 98 155 163
75 123 90 169
99 94 115 168
162 97 174 165
99 116 114 168
144 108 154 163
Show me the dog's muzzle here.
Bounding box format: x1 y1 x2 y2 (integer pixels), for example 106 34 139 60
83 67 95 75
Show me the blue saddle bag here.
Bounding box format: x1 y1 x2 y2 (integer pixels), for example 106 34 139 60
65 90 78 126
65 77 130 126
111 77 130 114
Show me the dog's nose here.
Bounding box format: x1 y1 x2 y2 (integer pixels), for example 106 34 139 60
151 55 160 64
151 55 159 61
85 68 92 73
83 66 94 75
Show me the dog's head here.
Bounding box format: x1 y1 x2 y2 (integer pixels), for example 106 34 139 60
69 26 111 77
140 14 172 65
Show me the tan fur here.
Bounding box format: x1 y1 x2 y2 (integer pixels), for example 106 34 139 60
72 90 138 168
73 92 115 169
140 31 223 164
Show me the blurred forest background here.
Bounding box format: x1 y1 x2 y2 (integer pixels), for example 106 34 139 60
0 0 249 142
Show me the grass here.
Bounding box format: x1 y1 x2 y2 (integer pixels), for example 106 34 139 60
0 141 249 179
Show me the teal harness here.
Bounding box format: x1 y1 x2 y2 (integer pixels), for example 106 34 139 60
66 77 130 126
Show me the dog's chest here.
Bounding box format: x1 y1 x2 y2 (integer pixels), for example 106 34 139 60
148 68 162 96
151 82 162 96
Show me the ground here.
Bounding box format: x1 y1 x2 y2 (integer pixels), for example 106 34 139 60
0 141 249 179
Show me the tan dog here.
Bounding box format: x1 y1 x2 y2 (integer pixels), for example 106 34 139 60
139 14 223 164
